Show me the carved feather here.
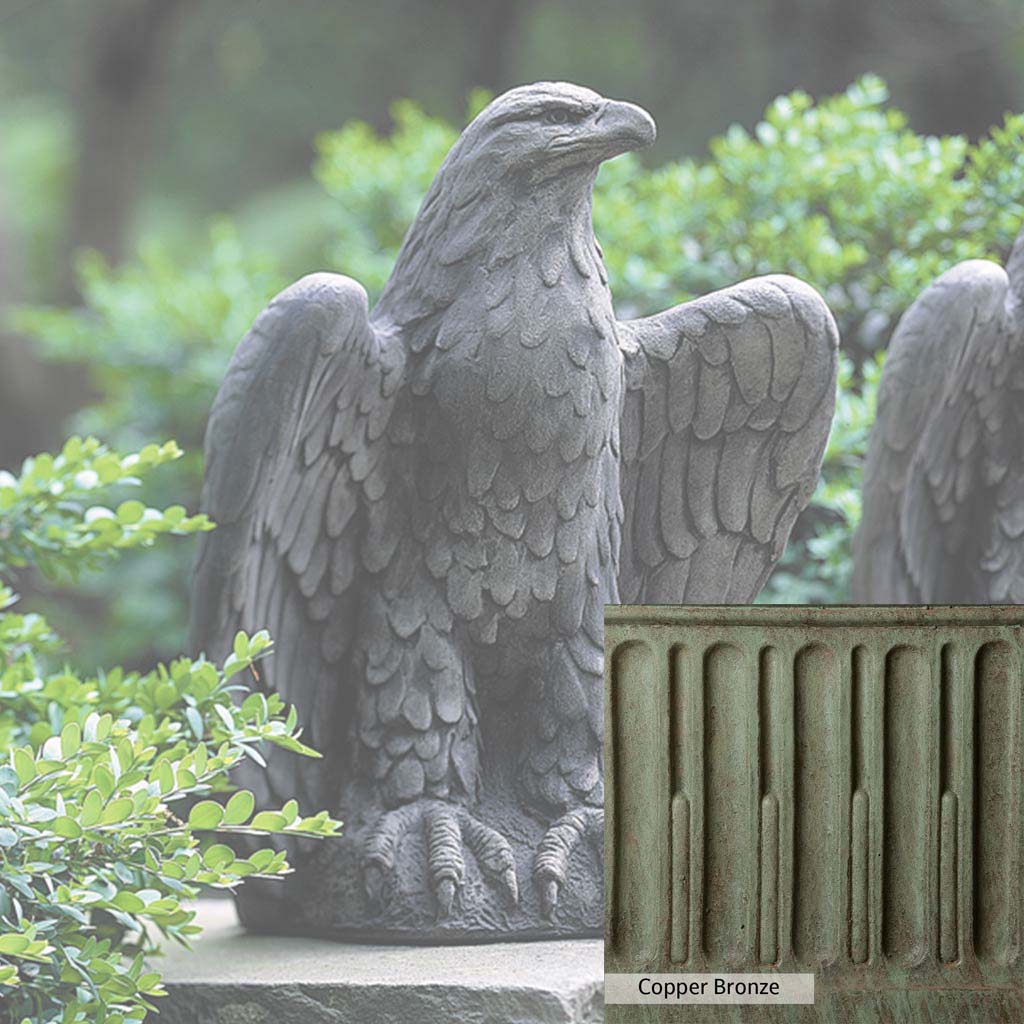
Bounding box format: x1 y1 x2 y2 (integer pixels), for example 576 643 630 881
617 275 839 604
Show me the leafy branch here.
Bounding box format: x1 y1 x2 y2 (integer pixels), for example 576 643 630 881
0 441 341 1024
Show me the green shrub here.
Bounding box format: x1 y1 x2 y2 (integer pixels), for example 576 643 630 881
760 352 883 604
13 224 283 459
0 438 339 1023
314 98 463 296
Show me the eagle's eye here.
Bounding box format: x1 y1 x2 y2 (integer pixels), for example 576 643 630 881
542 108 580 126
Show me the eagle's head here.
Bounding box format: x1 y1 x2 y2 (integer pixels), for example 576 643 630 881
455 82 656 184
376 83 655 324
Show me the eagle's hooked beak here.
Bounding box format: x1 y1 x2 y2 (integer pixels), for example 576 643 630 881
592 99 656 156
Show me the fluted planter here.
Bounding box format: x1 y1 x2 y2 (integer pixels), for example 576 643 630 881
604 605 1024 1023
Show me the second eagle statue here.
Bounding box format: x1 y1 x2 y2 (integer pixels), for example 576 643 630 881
191 82 839 940
854 225 1024 604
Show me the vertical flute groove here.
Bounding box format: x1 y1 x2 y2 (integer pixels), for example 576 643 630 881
793 644 841 964
850 645 870 963
759 794 780 963
940 792 959 963
973 642 1017 965
851 791 869 963
882 645 929 964
671 794 690 963
610 641 660 962
703 643 752 965
758 647 780 964
939 644 959 964
669 646 690 964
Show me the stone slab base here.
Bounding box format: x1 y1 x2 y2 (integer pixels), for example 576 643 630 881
157 900 604 1023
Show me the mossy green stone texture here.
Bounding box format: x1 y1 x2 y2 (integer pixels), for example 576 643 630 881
604 605 1024 1022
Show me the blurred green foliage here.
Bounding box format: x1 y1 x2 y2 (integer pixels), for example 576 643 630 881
761 351 883 604
0 99 73 301
9 233 283 668
14 226 284 456
10 77 1024 660
315 99 463 295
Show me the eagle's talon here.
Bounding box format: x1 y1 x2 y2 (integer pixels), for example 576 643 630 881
534 807 603 920
435 877 457 918
363 863 386 903
362 799 519 917
541 878 560 919
459 810 519 906
362 802 420 906
499 865 519 905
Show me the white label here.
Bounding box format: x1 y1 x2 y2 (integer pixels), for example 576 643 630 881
604 973 815 1005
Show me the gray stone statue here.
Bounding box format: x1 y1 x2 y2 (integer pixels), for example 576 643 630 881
854 226 1024 603
190 81 838 941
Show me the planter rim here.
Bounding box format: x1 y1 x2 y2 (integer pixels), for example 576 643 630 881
604 603 1024 627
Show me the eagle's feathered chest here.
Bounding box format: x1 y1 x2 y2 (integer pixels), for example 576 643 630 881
422 249 622 450
388 237 624 632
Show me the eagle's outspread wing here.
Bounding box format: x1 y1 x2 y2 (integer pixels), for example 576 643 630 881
190 272 404 811
853 257 1020 602
617 274 838 603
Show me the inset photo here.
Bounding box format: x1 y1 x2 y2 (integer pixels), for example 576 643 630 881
605 604 1024 1022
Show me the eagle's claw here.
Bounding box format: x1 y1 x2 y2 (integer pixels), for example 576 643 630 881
534 807 603 920
363 799 518 919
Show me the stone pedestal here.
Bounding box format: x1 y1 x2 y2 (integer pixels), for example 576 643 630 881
158 901 603 1023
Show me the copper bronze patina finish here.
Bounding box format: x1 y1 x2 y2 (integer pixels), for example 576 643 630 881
605 604 1024 1023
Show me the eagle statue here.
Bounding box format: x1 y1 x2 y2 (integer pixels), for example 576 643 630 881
854 226 1024 604
190 82 839 940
